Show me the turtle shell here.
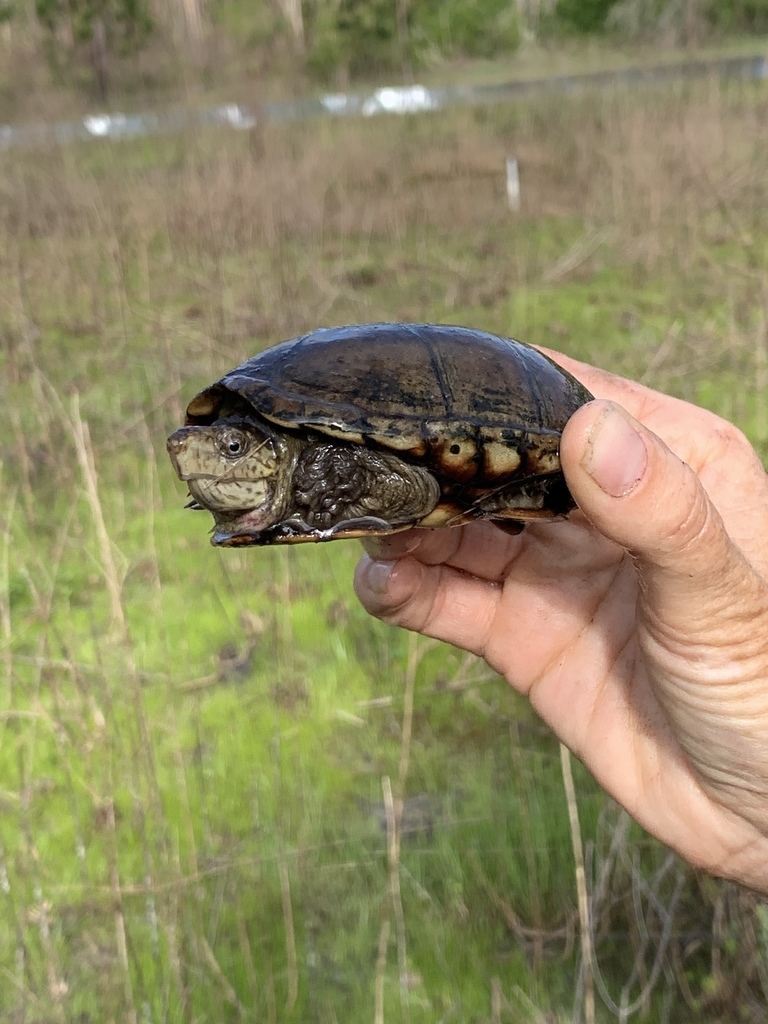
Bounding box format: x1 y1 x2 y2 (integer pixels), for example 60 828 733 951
185 323 592 503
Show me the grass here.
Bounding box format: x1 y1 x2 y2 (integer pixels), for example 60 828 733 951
3 73 768 1021
416 33 768 89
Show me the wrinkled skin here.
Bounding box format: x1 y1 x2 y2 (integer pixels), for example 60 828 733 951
354 351 768 893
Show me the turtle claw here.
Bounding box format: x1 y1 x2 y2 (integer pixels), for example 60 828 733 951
211 517 315 546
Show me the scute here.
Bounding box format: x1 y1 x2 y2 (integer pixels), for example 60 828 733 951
481 439 523 479
184 323 592 489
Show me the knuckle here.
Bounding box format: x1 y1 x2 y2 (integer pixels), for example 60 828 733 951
692 410 761 473
710 419 755 462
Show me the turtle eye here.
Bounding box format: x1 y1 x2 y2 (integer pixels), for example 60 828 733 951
216 428 251 459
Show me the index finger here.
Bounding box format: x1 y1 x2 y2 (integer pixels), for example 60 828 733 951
362 520 524 582
536 346 726 435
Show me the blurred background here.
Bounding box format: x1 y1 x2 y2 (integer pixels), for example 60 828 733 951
3 2 768 1021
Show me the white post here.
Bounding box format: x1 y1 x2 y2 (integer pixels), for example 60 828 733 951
506 157 521 212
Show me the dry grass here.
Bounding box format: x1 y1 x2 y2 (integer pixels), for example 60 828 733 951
2 74 768 1022
4 75 768 371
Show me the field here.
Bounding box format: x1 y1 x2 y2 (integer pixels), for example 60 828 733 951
3 72 768 1022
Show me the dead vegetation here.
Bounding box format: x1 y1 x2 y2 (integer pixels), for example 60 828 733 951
2 75 768 1022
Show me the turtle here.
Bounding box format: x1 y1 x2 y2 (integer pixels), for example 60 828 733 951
166 323 593 547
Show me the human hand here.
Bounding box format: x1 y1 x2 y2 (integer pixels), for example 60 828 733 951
354 351 768 892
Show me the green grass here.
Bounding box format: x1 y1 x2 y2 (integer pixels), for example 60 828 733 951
2 78 768 1021
417 33 768 88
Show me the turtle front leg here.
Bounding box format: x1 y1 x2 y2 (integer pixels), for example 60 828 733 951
291 441 441 533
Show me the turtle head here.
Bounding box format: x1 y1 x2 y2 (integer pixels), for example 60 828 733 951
167 417 299 539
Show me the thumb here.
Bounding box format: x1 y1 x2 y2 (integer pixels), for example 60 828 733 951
560 400 763 635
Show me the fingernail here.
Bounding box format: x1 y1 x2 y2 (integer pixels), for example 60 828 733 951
583 404 648 497
362 558 395 596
